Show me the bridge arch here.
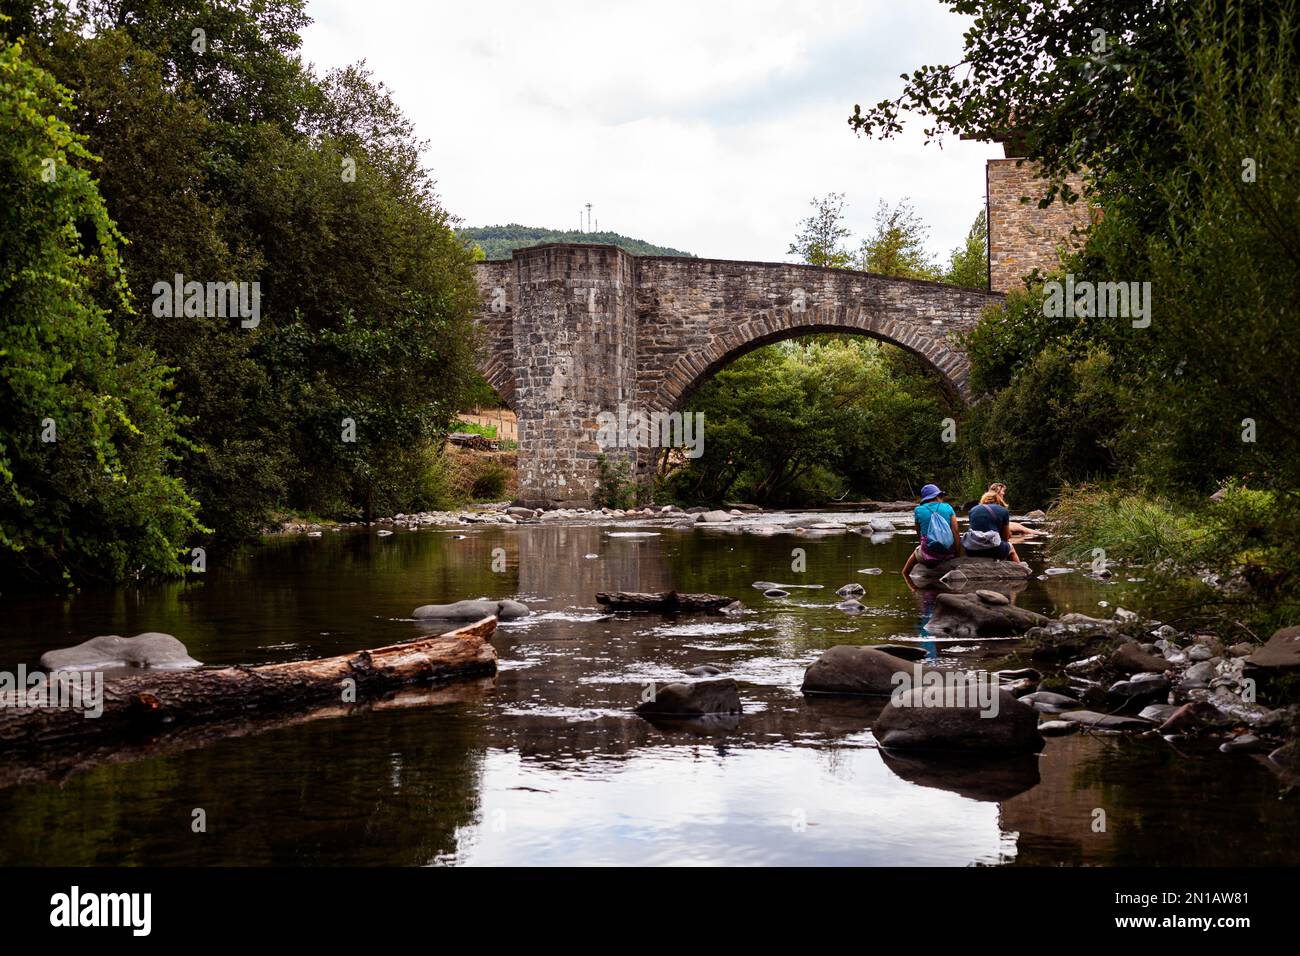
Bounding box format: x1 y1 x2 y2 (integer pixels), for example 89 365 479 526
645 301 971 414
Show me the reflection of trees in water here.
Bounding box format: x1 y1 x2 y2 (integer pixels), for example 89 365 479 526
999 734 1300 866
0 701 488 866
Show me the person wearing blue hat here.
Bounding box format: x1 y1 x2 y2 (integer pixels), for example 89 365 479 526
901 482 962 585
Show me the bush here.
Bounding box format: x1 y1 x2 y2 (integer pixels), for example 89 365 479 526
1047 486 1200 566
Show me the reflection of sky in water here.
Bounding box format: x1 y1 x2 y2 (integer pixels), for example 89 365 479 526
446 745 1012 867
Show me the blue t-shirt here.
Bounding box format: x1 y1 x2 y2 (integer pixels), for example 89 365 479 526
915 501 956 553
969 503 1009 533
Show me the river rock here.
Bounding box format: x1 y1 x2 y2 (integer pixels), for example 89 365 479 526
1246 625 1300 670
764 588 790 598
873 687 1044 754
1038 719 1079 736
1020 690 1080 713
836 583 865 597
412 599 530 621
835 599 867 613
695 510 733 524
1138 704 1180 724
40 633 202 672
684 665 723 676
802 646 934 697
926 592 1049 636
505 506 536 520
635 678 742 717
1110 643 1170 675
907 557 1032 588
1107 672 1170 707
1220 734 1271 753
1186 688 1279 728
1057 710 1153 731
868 517 897 533
1227 642 1255 658
1024 509 1047 520
975 589 1010 605
1158 700 1236 734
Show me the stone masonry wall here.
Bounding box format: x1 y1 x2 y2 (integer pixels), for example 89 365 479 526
987 159 1094 293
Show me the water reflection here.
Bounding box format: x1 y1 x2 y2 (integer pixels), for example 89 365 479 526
0 517 1296 865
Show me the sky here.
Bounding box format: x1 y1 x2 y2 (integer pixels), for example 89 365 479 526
299 0 1002 264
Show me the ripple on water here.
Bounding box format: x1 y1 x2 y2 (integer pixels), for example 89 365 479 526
643 621 773 638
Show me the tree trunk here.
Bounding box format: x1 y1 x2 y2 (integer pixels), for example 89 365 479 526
596 591 741 614
0 617 497 753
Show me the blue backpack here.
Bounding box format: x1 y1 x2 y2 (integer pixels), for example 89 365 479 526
921 505 954 551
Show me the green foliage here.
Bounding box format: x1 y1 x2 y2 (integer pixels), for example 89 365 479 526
1046 487 1200 566
0 35 202 586
594 454 638 510
458 224 692 260
858 198 940 279
3 2 484 583
788 193 855 268
453 421 498 439
942 209 988 289
667 338 962 506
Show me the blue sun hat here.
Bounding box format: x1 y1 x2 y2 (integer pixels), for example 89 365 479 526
919 483 943 503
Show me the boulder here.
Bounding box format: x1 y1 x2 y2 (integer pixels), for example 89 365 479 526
1158 701 1236 734
412 599 530 621
695 510 733 524
1110 643 1170 675
873 687 1044 754
505 506 536 520
907 557 1032 588
1246 625 1300 670
40 632 201 672
926 592 1049 636
802 646 935 697
867 517 897 533
635 678 742 717
1106 672 1170 707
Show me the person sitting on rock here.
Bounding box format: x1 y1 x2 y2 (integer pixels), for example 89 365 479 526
962 487 1023 563
985 482 1040 539
901 483 961 583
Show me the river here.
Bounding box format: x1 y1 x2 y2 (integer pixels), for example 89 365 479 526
1 512 1296 865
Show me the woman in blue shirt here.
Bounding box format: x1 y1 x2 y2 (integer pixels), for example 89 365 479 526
963 487 1023 562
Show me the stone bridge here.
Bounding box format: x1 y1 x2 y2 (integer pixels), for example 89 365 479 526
473 243 1002 507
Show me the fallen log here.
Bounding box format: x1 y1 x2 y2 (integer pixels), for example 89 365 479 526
596 591 742 614
0 617 498 753
0 678 496 791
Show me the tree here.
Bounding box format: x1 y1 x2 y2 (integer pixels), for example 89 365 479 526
858 198 940 279
788 193 854 268
943 209 987 289
0 36 201 587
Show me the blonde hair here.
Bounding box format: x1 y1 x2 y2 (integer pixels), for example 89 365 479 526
981 484 1008 506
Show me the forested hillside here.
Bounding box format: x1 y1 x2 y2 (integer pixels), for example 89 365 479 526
460 224 693 260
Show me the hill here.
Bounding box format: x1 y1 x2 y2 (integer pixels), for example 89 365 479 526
459 224 693 260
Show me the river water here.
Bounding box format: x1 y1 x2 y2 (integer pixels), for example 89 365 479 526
1 513 1296 866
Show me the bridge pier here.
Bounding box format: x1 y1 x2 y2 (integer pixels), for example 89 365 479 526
509 245 640 508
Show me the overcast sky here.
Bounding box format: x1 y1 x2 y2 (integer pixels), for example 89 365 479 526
300 0 1001 263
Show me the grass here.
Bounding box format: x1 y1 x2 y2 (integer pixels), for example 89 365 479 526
1046 485 1202 565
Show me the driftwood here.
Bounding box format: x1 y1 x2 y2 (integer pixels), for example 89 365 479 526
0 678 496 791
0 617 497 753
596 591 741 614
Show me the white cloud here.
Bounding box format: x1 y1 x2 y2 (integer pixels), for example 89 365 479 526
301 0 1002 263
